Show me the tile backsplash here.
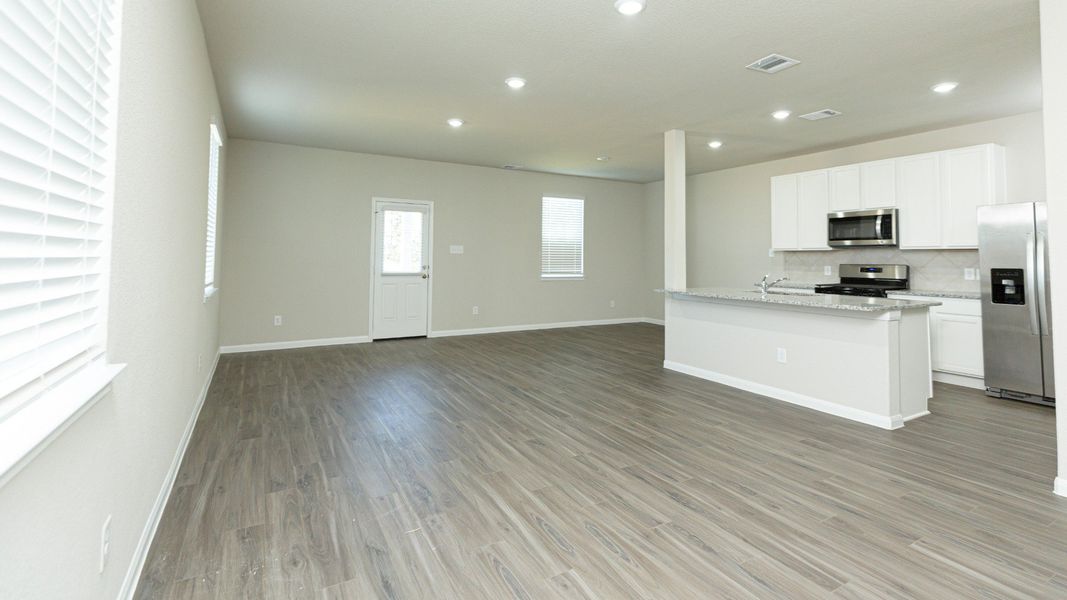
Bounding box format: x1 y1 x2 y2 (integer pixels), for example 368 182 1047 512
783 248 980 293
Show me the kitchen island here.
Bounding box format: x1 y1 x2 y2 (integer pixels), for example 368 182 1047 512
664 288 940 429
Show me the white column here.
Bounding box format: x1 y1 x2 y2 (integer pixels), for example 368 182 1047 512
1040 0 1067 497
664 129 686 290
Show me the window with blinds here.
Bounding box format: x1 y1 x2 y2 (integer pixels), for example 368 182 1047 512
0 0 120 423
204 123 221 292
541 196 584 278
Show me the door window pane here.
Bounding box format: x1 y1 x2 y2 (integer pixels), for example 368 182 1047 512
381 210 423 274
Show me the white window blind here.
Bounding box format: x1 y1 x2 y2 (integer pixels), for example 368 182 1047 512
0 0 119 423
541 196 584 278
204 123 221 291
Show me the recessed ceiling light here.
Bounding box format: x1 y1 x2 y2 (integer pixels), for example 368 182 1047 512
708 140 723 149
931 81 958 94
772 110 791 120
447 118 464 128
505 77 526 90
614 0 646 16
596 155 611 161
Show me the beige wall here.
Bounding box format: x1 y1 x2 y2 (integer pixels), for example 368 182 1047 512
665 111 1046 288
220 140 649 346
0 1 226 598
643 182 665 320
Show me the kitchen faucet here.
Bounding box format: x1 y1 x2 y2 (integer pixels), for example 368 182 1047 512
755 274 789 294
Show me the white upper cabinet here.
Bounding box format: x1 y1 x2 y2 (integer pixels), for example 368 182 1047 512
770 143 1004 251
942 145 1005 247
828 165 861 212
797 170 830 249
771 174 799 250
897 152 943 249
860 159 896 209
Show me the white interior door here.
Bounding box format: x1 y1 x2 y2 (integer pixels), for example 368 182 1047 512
373 200 430 339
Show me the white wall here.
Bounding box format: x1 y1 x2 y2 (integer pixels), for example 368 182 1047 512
0 1 226 598
1039 1 1067 496
652 112 1045 289
219 140 650 346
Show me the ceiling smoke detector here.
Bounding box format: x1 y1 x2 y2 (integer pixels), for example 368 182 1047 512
745 54 800 74
799 109 843 121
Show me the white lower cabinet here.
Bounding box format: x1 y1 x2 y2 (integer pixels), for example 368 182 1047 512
889 295 984 381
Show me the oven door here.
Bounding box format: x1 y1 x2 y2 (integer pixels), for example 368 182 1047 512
828 208 898 247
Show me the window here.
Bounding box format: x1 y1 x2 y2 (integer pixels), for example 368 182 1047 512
0 0 121 453
380 209 424 274
204 123 222 295
541 196 584 278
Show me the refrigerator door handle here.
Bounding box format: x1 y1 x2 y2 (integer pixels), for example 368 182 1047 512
1037 232 1050 336
1026 232 1039 335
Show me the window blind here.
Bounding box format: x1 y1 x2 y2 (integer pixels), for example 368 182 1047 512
541 196 584 277
204 123 221 290
0 0 119 422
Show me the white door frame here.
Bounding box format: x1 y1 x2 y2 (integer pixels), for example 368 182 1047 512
368 197 434 340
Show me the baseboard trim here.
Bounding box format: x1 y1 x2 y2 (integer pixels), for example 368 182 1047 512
1055 477 1067 498
663 360 902 430
219 336 371 354
932 371 985 390
118 350 220 600
428 317 656 338
902 410 931 422
640 317 665 326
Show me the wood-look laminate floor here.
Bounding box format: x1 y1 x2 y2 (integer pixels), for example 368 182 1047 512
135 324 1067 599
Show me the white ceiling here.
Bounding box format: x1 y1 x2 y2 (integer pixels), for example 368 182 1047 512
196 0 1042 183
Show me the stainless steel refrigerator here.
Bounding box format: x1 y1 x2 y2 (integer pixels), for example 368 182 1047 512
977 202 1055 406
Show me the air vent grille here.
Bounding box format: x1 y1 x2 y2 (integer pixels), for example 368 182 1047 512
745 54 800 74
799 109 843 121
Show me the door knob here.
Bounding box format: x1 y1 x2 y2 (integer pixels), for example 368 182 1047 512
421 273 428 279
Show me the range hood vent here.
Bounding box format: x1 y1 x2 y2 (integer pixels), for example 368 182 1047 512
799 109 843 121
745 54 800 74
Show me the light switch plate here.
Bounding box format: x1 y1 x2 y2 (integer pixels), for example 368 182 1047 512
449 245 464 254
824 266 833 276
964 268 976 281
768 248 775 258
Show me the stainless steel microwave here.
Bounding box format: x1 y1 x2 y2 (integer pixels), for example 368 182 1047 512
827 208 898 247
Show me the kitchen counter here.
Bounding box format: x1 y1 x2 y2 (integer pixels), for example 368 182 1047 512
773 281 980 300
665 287 940 312
663 289 934 429
891 289 980 300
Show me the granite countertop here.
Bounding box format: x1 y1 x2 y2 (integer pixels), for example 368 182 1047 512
887 289 981 300
774 281 980 300
664 288 941 313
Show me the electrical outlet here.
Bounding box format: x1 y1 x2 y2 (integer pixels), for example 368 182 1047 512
964 268 976 281
610 300 616 308
273 315 282 326
824 265 833 276
776 348 787 364
472 306 479 315
100 515 112 573
449 245 464 254
197 353 203 373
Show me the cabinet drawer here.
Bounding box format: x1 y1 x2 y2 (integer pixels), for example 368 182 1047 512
889 295 981 316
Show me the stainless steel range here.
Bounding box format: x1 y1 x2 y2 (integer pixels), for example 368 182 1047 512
815 264 909 298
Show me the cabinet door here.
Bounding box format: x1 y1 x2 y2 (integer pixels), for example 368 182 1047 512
860 159 896 209
797 170 830 249
896 153 942 248
942 145 992 248
828 165 861 212
931 312 985 376
771 174 799 250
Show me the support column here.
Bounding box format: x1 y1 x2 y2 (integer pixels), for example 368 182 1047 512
664 129 686 291
1039 0 1067 497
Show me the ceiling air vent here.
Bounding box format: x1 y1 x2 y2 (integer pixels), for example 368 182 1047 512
799 109 843 121
745 54 800 74
502 164 523 170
